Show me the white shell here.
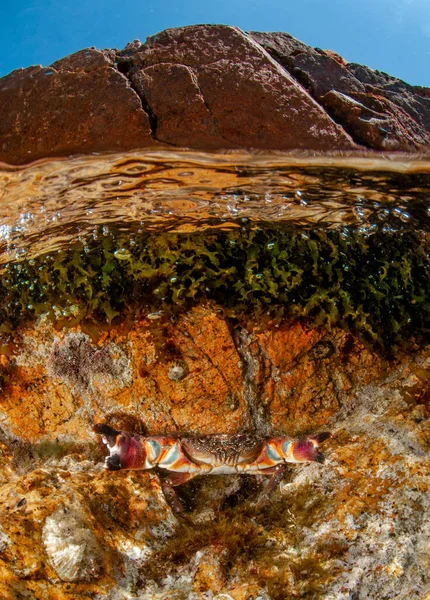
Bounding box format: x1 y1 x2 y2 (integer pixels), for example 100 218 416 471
42 506 103 582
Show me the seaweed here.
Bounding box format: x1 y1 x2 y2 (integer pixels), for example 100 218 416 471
0 225 428 352
139 480 339 598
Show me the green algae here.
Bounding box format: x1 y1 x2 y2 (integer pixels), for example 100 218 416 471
141 479 339 598
2 435 100 475
0 225 428 351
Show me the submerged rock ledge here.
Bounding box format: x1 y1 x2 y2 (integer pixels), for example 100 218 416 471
1 24 430 164
0 309 429 598
1 226 428 352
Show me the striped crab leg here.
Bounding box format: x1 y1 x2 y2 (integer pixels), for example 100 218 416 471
249 432 333 471
93 423 205 514
255 432 332 496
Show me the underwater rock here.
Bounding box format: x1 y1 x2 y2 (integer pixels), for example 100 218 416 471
1 25 429 164
0 525 11 553
167 361 189 382
0 307 246 441
0 310 428 598
47 332 133 395
42 506 104 582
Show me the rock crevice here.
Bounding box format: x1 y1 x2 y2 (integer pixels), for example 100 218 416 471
6 24 430 164
114 57 160 142
251 31 430 151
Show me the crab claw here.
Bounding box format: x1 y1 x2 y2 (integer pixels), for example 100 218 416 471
292 432 332 463
93 423 123 470
105 453 122 471
93 423 120 436
93 423 148 471
310 432 332 445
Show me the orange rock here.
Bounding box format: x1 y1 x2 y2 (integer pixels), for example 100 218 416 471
1 306 245 442
0 307 428 599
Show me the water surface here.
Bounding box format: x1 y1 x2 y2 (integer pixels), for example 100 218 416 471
0 150 428 350
1 149 429 265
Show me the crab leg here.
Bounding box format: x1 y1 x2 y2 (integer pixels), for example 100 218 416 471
159 479 185 515
264 464 289 495
159 471 202 514
92 424 204 473
163 471 200 486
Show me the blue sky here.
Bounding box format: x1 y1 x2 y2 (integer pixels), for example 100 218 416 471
1 0 429 85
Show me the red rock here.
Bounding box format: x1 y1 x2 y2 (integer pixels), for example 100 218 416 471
132 62 230 149
0 49 155 165
0 26 352 165
321 89 430 150
252 31 430 151
127 25 356 151
2 25 430 165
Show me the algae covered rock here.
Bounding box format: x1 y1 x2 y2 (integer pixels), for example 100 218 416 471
0 307 428 598
1 226 428 352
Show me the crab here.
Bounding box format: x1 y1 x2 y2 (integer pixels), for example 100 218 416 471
93 423 332 512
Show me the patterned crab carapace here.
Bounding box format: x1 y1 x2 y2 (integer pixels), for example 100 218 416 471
93 424 332 512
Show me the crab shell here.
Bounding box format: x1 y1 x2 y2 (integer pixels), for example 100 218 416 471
93 424 331 478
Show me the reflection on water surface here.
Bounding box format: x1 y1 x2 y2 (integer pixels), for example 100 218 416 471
0 149 429 264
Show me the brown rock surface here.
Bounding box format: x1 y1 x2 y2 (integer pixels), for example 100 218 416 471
0 307 429 598
0 48 156 165
0 307 245 442
251 31 430 151
126 26 356 152
1 24 430 165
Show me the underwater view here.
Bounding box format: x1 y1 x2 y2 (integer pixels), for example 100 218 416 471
0 149 429 599
1 150 429 349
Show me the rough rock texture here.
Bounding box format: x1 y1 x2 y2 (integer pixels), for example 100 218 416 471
0 307 245 442
0 49 156 164
0 307 429 598
251 32 430 152
1 24 430 164
124 26 355 152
